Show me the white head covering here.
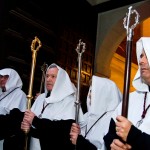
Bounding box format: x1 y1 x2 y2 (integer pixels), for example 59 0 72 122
0 68 22 94
132 37 150 92
81 75 122 149
87 75 122 117
44 63 76 103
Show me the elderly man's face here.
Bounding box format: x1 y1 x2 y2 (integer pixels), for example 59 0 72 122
139 50 150 84
45 67 58 91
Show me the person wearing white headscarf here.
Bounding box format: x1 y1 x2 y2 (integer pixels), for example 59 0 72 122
21 63 84 150
0 68 27 149
104 37 150 150
70 75 122 150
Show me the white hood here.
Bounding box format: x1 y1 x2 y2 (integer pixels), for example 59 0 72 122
132 37 150 92
44 63 76 103
0 68 22 95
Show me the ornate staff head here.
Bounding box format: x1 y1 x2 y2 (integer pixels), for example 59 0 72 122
31 36 42 52
76 39 86 55
40 62 48 93
123 6 140 41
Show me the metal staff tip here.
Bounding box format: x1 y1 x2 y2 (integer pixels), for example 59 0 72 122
76 39 86 55
123 6 140 41
31 36 42 52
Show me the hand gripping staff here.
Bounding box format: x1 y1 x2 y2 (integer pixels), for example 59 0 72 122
75 39 86 124
122 6 139 118
24 36 42 150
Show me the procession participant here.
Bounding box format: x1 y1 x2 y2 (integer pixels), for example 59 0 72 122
104 37 150 150
0 68 27 150
70 75 122 150
21 63 84 150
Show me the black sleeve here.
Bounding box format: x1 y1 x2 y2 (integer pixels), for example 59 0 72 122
104 119 150 150
103 118 121 150
0 108 24 139
76 135 97 150
127 125 150 150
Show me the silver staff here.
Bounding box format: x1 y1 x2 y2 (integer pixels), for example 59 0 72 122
122 6 139 118
75 39 86 123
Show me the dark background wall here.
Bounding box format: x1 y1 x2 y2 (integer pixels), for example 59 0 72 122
0 0 97 113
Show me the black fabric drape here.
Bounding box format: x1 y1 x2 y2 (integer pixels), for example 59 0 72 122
31 117 75 150
126 125 150 150
0 108 25 150
76 135 97 150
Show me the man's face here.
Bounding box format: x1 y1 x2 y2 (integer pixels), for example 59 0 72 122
45 67 58 91
139 50 150 83
0 75 9 88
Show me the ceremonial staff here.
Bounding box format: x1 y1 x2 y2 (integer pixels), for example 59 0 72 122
26 36 42 109
39 62 48 94
122 6 139 117
75 39 86 123
24 36 42 150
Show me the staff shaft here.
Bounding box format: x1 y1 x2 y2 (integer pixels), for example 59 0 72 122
27 50 37 109
122 39 133 117
122 6 139 118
